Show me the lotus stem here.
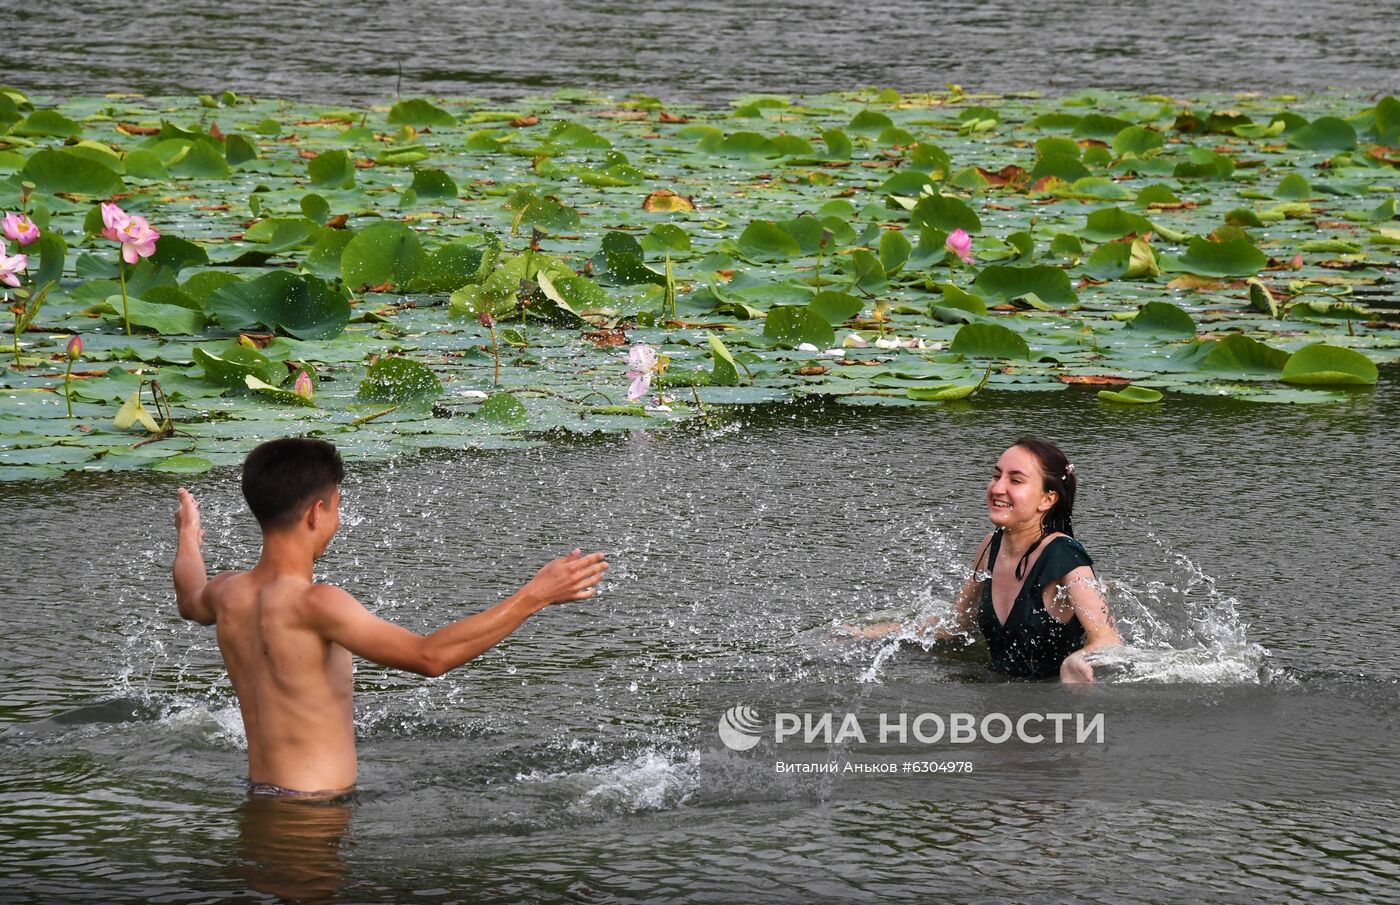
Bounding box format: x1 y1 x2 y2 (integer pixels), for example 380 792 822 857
64 360 74 417
118 262 131 336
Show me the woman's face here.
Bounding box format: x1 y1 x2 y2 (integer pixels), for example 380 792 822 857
987 445 1056 530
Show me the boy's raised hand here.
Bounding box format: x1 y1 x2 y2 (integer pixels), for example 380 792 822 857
524 549 609 608
175 487 205 547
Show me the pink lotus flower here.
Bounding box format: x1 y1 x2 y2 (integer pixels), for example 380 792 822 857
114 215 159 264
625 343 657 402
2 212 39 247
945 229 974 264
0 248 27 288
294 370 314 400
66 335 83 360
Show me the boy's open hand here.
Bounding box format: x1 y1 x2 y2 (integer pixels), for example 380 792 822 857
525 549 608 608
175 488 205 547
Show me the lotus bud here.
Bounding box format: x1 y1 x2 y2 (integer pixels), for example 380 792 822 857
478 310 495 329
66 335 83 361
293 370 314 400
945 228 974 264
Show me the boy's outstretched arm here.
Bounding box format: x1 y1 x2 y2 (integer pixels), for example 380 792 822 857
173 488 217 625
307 550 608 678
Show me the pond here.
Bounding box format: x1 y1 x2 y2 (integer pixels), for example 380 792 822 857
2 379 1398 901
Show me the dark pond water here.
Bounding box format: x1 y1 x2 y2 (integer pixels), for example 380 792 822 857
14 0 1400 102
2 377 1399 902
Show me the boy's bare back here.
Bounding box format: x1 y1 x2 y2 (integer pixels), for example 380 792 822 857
173 439 607 796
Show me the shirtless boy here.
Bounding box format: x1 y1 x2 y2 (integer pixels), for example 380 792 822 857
172 437 608 797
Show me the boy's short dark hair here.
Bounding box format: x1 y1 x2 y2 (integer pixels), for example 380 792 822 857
241 438 345 531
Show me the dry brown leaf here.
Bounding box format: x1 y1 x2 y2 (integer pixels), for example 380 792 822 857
794 366 829 376
582 329 628 348
510 115 539 127
116 122 160 136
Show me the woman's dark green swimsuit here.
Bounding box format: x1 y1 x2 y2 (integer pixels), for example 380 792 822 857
977 530 1091 679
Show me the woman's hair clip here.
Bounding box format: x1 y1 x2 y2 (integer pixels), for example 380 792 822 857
1064 462 1075 477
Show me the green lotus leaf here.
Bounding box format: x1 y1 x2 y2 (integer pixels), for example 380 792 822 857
1127 301 1195 338
1175 236 1267 278
148 454 214 474
1112 125 1165 157
225 134 258 165
406 240 496 293
1081 207 1155 241
1098 385 1163 404
1029 152 1090 182
22 148 125 195
879 230 912 275
29 231 67 290
808 291 863 325
1343 199 1396 223
1273 173 1312 200
410 168 459 199
738 220 802 260
1073 113 1134 140
308 149 355 188
341 222 424 289
906 383 978 402
516 195 581 234
708 334 742 387
104 295 206 335
950 323 1030 360
763 305 835 349
1288 116 1357 152
193 345 284 390
973 264 1077 307
358 357 444 405
1200 334 1288 374
476 392 528 426
209 271 351 340
597 231 665 285
1371 96 1400 145
821 128 853 161
387 98 457 128
1279 344 1378 385
909 194 981 234
169 141 230 178
12 109 82 137
123 149 169 180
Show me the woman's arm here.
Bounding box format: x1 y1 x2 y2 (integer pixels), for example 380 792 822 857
1056 565 1123 683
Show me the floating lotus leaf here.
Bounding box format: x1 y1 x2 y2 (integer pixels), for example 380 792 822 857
22 149 125 195
1098 385 1163 404
973 265 1077 307
308 149 355 188
808 291 863 326
763 306 835 349
1127 301 1196 338
169 141 230 178
193 345 284 390
738 220 802 260
148 454 214 474
410 168 459 199
209 271 352 340
476 392 528 426
1175 236 1268 278
708 334 742 386
1200 334 1289 374
1279 343 1379 385
1112 125 1165 157
950 323 1030 360
341 222 424 290
909 194 981 234
387 98 457 128
1288 116 1357 152
358 357 444 405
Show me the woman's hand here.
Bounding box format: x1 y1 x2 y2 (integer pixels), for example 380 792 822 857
1060 650 1095 683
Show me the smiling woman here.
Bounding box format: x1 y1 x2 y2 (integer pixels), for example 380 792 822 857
858 436 1123 682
